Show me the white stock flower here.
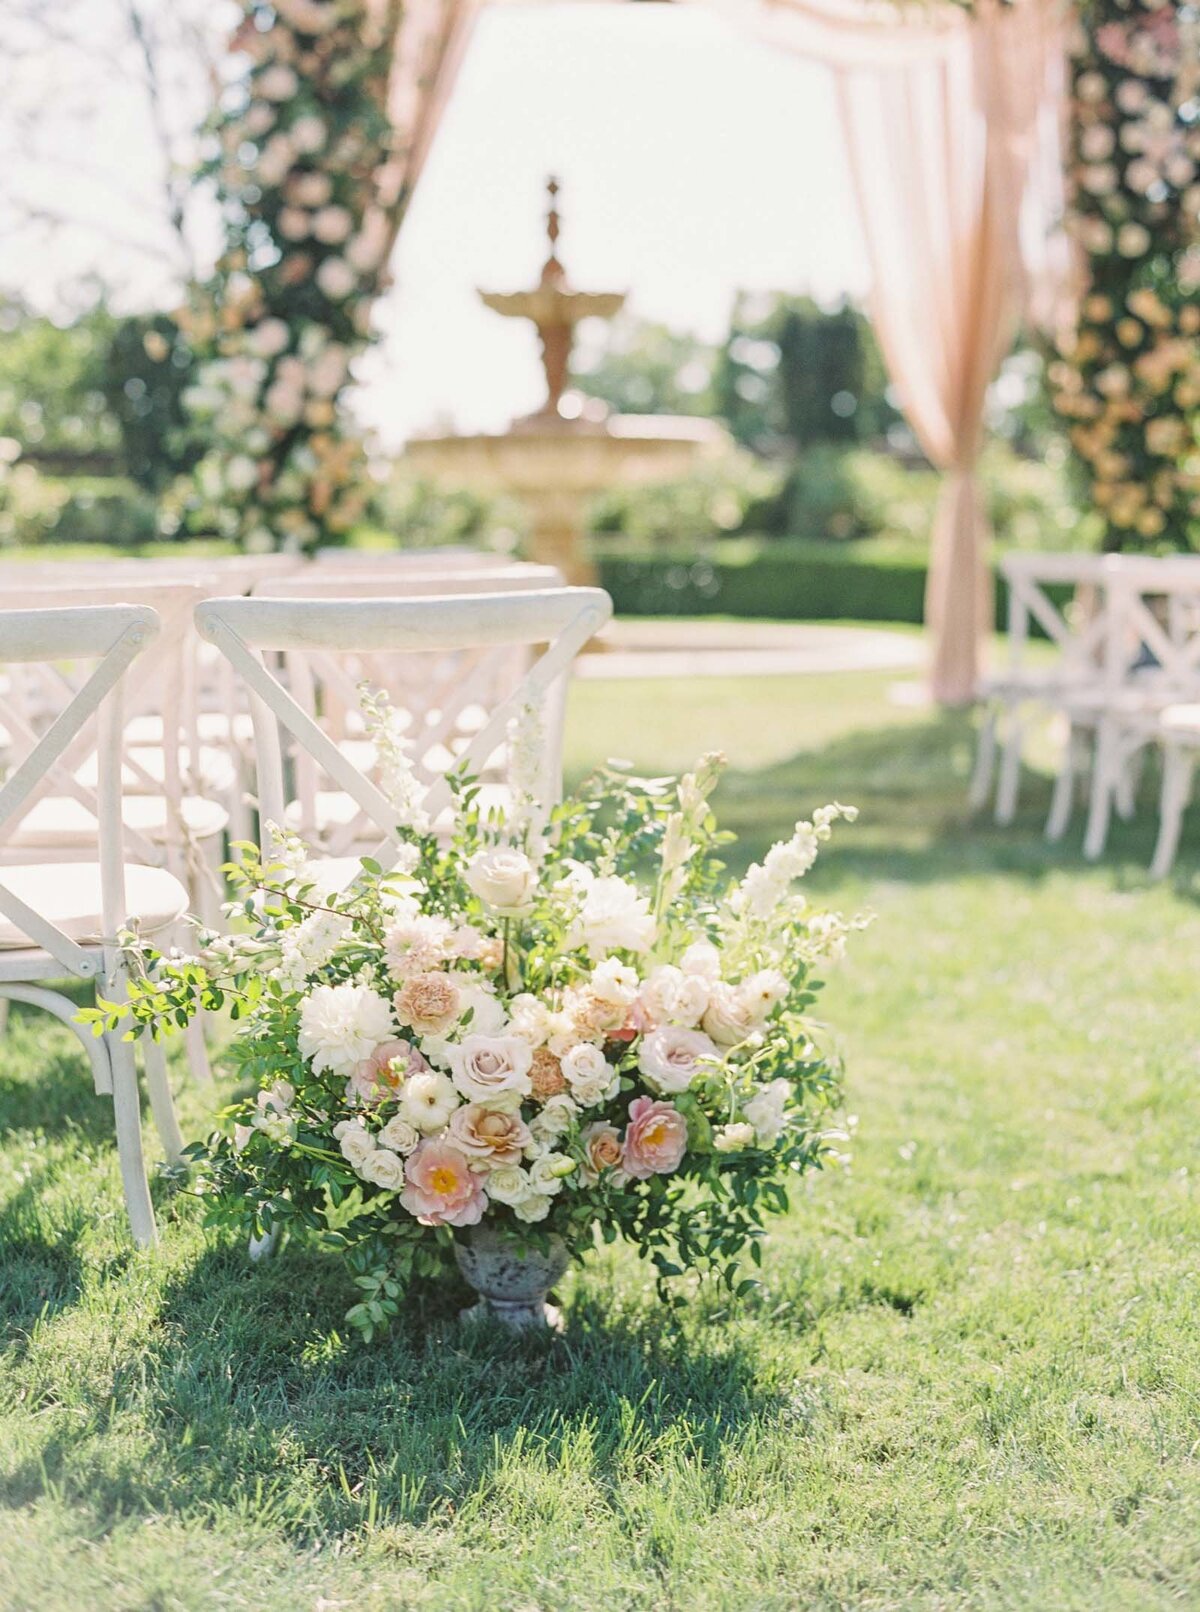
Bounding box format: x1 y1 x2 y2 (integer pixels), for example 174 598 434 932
713 1122 757 1153
298 983 395 1078
637 1026 720 1094
465 847 537 916
560 1044 620 1107
732 806 857 919
639 964 709 1028
358 1149 406 1191
274 908 351 992
398 1070 460 1134
484 1165 534 1206
512 1193 553 1223
448 1034 533 1104
680 940 723 980
743 1079 791 1146
378 1116 421 1155
564 870 656 958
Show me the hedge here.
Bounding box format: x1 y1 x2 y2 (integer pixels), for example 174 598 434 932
593 537 1072 630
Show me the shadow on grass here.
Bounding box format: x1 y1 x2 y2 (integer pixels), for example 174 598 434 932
715 710 1200 890
5 1236 790 1540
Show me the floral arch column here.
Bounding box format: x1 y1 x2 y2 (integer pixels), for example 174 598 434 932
176 0 473 552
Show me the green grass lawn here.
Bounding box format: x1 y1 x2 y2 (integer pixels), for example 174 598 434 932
3 668 1200 1611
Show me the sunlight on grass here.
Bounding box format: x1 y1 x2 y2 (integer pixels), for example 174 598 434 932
3 672 1200 1610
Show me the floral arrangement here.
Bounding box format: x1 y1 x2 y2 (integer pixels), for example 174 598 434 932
96 712 859 1340
173 0 401 551
1051 0 1200 549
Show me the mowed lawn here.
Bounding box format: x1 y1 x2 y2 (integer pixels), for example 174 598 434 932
3 661 1200 1611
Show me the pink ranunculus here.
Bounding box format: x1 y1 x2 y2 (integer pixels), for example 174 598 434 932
621 1096 688 1181
345 1039 429 1106
399 1139 487 1227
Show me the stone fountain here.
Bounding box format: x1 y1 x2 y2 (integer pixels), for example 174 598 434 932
405 178 728 585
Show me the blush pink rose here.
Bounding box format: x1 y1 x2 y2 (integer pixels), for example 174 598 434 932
345 1039 429 1106
399 1139 487 1227
621 1096 688 1181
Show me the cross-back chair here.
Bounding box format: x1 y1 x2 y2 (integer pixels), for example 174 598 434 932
246 568 566 857
194 587 612 884
0 604 190 1245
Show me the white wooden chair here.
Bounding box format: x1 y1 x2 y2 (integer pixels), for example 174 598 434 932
247 567 564 857
0 604 190 1246
971 553 1112 827
194 587 612 882
1150 703 1200 879
311 547 511 570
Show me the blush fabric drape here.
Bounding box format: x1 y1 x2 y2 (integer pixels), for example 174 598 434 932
734 0 1068 704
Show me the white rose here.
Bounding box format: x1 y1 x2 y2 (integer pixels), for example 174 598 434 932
560 1043 620 1107
640 964 709 1027
449 1034 533 1103
528 1152 575 1195
337 1122 376 1170
465 848 537 916
512 1193 553 1223
713 1122 757 1153
484 1165 534 1206
701 982 758 1048
680 940 722 980
564 871 656 958
398 1070 459 1133
378 1116 420 1155
743 1079 791 1146
637 1025 720 1094
358 1148 406 1190
529 1092 579 1142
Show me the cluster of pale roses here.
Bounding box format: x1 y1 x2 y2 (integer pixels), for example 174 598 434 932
178 0 389 550
251 841 801 1231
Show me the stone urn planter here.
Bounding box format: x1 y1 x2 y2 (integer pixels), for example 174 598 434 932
454 1223 570 1332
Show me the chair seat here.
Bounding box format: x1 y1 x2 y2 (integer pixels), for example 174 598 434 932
285 783 514 840
1160 704 1200 739
0 862 188 950
76 745 237 796
125 711 257 747
6 793 228 849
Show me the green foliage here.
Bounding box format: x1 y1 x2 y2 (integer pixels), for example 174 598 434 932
0 295 120 465
713 293 899 453
589 452 785 545
102 314 200 492
572 318 717 417
369 465 527 552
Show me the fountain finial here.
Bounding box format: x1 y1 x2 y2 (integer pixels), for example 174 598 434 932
479 176 626 420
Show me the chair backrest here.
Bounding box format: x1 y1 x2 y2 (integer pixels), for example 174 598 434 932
998 552 1116 686
0 581 212 869
251 564 562 600
0 605 158 973
1103 555 1200 698
194 587 612 866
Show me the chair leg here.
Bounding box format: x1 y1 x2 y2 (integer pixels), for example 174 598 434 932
141 1034 185 1165
1046 725 1079 843
1151 744 1194 881
106 1033 157 1248
969 706 998 812
995 711 1023 826
1115 744 1145 821
1084 722 1118 861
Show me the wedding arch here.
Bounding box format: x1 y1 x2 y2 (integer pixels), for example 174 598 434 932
182 0 1074 705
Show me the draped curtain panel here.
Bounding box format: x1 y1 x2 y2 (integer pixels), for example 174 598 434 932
364 0 479 269
733 0 1068 705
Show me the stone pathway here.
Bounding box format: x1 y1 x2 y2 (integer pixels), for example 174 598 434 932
578 618 924 680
